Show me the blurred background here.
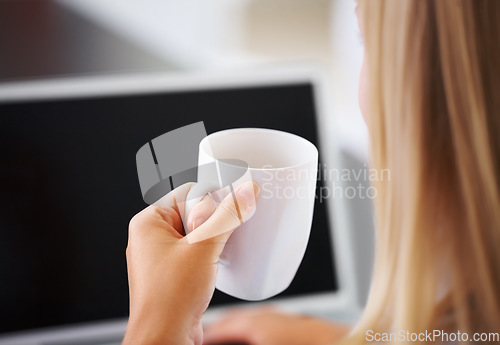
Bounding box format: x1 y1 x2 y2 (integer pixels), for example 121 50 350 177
0 0 367 155
0 0 374 342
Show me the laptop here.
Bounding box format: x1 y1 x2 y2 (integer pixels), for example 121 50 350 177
0 66 368 345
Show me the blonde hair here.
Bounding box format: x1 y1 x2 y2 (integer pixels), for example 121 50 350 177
347 0 500 343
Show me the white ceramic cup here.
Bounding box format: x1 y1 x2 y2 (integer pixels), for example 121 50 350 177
188 128 318 300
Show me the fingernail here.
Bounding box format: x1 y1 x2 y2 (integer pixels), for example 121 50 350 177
236 182 259 207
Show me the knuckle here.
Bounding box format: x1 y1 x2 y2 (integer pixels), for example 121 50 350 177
128 213 141 233
128 208 152 237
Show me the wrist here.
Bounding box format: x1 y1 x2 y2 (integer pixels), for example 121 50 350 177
123 319 195 345
124 305 198 345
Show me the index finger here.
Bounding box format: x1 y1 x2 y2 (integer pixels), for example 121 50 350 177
153 182 195 217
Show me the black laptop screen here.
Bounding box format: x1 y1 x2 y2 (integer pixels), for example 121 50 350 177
0 82 337 334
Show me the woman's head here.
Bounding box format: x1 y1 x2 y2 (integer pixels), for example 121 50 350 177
354 0 500 340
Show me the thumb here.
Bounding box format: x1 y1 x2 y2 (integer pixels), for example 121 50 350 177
185 182 260 244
